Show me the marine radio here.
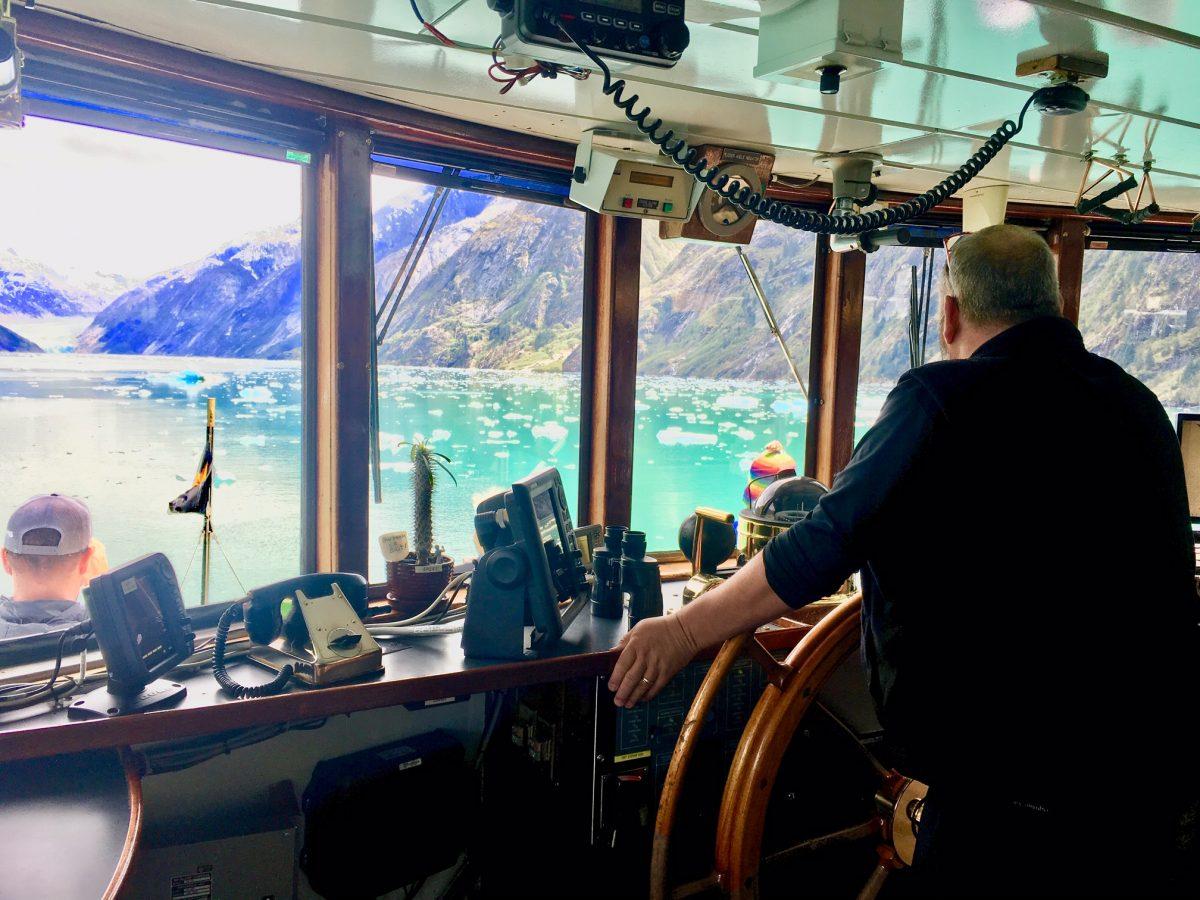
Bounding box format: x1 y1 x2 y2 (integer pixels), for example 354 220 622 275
490 0 690 69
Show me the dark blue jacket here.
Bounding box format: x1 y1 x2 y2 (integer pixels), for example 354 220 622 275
764 315 1199 799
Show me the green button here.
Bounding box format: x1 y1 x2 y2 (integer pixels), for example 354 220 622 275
663 202 673 213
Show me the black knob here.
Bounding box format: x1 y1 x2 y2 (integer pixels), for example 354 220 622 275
487 547 529 589
654 20 690 59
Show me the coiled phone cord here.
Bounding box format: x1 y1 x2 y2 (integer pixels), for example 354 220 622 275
558 20 1052 236
212 603 294 699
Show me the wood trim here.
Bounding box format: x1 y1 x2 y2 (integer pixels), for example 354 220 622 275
811 249 866 486
314 122 374 575
804 235 830 480
1048 218 1088 324
104 749 145 900
15 6 575 173
14 7 1200 233
300 161 321 573
0 625 808 764
580 213 642 527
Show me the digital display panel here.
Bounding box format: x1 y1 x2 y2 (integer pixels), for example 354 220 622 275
533 488 563 547
630 170 674 188
593 0 643 12
121 575 171 668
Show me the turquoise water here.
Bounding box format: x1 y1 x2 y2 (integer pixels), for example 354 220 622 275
0 355 888 603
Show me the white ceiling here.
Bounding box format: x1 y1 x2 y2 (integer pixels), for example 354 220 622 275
24 0 1200 213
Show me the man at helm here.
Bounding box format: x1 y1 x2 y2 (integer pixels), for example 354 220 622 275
613 224 1199 894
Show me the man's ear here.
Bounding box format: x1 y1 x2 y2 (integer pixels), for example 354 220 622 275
942 295 961 347
76 545 95 576
1 549 11 577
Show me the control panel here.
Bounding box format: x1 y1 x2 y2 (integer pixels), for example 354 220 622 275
495 0 691 69
571 133 704 221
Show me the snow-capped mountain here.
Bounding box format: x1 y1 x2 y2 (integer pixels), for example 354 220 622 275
0 247 108 317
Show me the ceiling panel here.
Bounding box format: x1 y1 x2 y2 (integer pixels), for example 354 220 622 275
23 0 1200 213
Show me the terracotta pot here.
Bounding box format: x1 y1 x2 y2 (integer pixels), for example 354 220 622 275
386 554 454 618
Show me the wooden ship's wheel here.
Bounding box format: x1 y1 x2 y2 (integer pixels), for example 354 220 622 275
651 594 926 900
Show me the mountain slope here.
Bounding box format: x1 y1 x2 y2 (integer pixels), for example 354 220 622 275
0 322 42 352
78 188 493 360
0 248 103 317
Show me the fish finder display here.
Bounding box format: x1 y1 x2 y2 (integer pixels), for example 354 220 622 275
118 573 172 669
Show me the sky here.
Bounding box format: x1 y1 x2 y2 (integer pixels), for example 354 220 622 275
0 116 302 281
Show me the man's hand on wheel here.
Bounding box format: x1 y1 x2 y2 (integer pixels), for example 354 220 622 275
604 554 796 709
609 614 698 708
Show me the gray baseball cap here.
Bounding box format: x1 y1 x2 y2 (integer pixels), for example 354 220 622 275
4 494 93 556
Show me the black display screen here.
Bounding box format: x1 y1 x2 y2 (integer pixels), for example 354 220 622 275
119 574 170 668
592 0 642 11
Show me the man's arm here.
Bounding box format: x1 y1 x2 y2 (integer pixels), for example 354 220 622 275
609 372 944 707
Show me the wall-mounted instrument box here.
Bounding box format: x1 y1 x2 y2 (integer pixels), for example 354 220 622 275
571 130 704 222
755 0 904 87
659 145 776 244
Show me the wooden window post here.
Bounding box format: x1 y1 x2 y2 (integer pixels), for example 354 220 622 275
578 212 642 527
313 121 374 575
1048 218 1087 324
806 244 867 487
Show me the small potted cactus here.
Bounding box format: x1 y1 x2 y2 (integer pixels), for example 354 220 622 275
387 438 457 616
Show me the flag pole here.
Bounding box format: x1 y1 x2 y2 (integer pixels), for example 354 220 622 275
201 397 215 605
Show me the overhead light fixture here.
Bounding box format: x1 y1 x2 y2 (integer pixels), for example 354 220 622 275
1 5 25 129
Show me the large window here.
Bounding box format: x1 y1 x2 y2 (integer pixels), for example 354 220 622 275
367 172 585 581
0 117 304 607
858 245 946 430
1081 249 1200 415
632 223 816 551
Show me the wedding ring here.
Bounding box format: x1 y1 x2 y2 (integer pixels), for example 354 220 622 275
641 677 652 686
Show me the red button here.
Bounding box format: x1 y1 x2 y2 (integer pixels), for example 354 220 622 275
622 197 633 208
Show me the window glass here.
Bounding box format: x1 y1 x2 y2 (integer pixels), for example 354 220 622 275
859 245 946 429
632 223 816 551
0 117 303 607
368 175 585 581
1080 249 1200 416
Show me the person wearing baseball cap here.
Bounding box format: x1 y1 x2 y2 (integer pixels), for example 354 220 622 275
0 494 102 641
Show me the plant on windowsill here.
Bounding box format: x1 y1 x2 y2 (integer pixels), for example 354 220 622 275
387 438 457 616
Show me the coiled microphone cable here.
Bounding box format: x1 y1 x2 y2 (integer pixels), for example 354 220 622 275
212 603 294 699
558 19 1058 236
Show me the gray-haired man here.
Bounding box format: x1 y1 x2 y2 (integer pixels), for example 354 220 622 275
610 224 1199 894
1 494 96 641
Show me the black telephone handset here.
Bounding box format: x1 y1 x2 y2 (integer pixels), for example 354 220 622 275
213 572 368 699
242 573 369 647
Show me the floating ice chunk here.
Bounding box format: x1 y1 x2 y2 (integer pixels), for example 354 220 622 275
657 427 717 447
430 429 451 442
487 431 504 440
734 427 755 441
503 412 532 421
494 450 510 459
380 461 413 473
714 393 759 411
770 397 806 415
234 385 276 405
429 409 444 417
532 422 568 443
238 434 268 447
468 401 485 409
